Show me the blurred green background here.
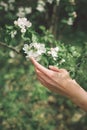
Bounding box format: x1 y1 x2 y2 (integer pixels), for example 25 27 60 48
0 0 87 130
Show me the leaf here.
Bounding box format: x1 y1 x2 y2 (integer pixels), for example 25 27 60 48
32 33 39 43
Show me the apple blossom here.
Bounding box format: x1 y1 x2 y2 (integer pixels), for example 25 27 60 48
47 47 59 60
14 17 32 33
23 43 46 61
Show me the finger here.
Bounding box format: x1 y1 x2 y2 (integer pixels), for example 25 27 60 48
59 68 68 73
35 68 53 84
35 69 69 97
49 66 68 74
49 66 60 72
35 68 62 86
35 69 65 94
37 76 52 90
37 76 63 94
30 57 53 76
59 69 70 78
35 68 60 89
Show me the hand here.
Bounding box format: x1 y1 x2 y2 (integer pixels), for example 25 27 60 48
30 57 76 98
30 57 87 111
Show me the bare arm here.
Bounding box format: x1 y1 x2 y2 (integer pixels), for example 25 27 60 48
30 57 87 111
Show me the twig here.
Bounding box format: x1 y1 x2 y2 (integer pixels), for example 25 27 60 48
0 41 20 54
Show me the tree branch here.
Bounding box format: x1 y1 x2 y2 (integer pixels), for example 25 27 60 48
0 41 20 54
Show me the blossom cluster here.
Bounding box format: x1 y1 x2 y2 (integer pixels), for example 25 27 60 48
0 0 15 11
10 30 17 38
23 43 60 61
23 43 46 61
36 0 45 12
0 0 76 27
47 47 59 60
12 17 61 62
10 17 65 61
14 18 32 33
67 11 77 25
10 17 66 63
17 7 32 17
36 0 60 12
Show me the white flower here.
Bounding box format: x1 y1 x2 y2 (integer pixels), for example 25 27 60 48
21 27 26 33
47 0 53 4
9 51 15 58
0 1 15 11
71 11 77 18
17 7 25 17
14 17 32 33
36 0 45 12
61 59 65 62
0 2 8 11
14 17 32 28
10 30 17 38
47 47 59 60
17 7 32 17
25 7 32 14
17 11 25 17
60 59 65 64
8 0 15 3
47 0 60 5
67 17 73 25
23 43 46 61
23 44 29 54
9 3 14 10
36 5 45 12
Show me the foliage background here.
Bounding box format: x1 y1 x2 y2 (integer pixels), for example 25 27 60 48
0 0 87 130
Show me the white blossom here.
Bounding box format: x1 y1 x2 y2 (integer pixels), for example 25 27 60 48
17 7 32 17
0 1 15 11
17 11 25 17
25 7 32 14
0 2 8 11
71 11 77 18
9 3 14 10
36 0 45 12
18 7 24 12
67 17 73 25
47 0 60 5
60 59 65 64
23 43 46 61
14 18 32 33
47 47 59 60
21 27 26 33
10 30 17 38
9 51 15 58
47 0 53 4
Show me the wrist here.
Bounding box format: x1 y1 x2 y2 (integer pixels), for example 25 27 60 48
69 80 87 111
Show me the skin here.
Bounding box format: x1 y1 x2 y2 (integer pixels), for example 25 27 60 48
30 57 87 111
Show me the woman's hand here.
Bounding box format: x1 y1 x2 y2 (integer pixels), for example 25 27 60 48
30 57 87 111
30 57 76 98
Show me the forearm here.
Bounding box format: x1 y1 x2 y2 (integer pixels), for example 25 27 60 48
68 80 87 111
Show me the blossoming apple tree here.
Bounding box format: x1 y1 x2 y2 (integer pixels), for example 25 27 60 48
0 0 87 130
0 0 82 78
